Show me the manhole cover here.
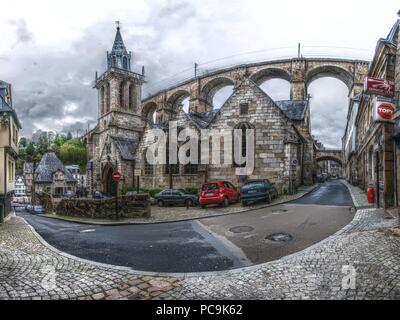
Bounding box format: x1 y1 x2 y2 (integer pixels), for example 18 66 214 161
229 226 254 233
266 233 293 242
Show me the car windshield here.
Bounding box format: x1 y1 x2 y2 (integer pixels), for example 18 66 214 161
202 183 218 190
244 182 264 188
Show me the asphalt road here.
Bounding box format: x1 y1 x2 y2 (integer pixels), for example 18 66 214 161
18 180 354 273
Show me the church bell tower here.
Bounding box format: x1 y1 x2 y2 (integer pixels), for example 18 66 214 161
95 22 145 130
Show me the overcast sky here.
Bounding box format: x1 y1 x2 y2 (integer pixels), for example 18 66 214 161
1 0 399 148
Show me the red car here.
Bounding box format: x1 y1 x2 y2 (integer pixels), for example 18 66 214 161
199 180 240 208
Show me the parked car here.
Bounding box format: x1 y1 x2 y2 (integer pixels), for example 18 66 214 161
240 180 278 206
92 191 112 199
199 180 240 208
63 190 77 198
154 189 198 207
26 204 46 214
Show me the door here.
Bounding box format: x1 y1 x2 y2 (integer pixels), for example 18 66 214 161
104 167 117 196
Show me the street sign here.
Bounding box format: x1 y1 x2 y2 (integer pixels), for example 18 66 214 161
364 77 395 97
291 159 298 166
112 172 122 182
374 98 396 123
134 169 142 177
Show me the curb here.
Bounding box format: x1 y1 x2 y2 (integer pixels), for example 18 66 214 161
35 184 321 226
17 182 370 279
14 181 363 280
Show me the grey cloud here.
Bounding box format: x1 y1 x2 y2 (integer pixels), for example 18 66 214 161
8 19 35 45
2 0 351 149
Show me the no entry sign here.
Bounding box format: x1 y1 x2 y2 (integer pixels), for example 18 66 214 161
112 172 122 182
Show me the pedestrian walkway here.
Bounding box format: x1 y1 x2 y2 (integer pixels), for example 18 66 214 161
341 180 370 208
0 182 399 300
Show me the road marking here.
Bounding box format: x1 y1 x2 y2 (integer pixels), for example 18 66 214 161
79 229 96 233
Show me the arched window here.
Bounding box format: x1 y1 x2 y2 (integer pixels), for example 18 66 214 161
106 83 111 113
183 146 200 175
144 148 154 176
129 84 134 111
234 123 253 167
112 56 117 67
123 56 128 70
119 82 125 109
100 86 105 114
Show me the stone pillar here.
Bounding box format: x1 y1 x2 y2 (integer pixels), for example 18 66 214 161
290 58 307 100
383 123 395 208
290 81 306 100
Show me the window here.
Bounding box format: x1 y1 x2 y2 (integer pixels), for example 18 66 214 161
240 103 249 115
183 149 198 175
144 149 154 176
119 82 125 108
164 145 180 174
123 56 128 69
234 123 252 167
8 161 14 182
129 84 134 110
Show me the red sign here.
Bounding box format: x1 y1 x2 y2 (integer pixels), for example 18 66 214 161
374 98 396 122
112 172 122 182
365 77 395 97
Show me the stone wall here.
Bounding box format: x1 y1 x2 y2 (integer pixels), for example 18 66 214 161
55 194 151 219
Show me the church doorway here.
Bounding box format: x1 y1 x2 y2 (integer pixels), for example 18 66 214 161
103 165 117 196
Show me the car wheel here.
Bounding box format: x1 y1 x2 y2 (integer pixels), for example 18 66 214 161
157 200 164 207
223 197 229 207
185 199 193 207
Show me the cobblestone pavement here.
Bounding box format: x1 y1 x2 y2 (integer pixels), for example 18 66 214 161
164 208 400 300
0 217 182 300
40 185 318 225
1 182 399 300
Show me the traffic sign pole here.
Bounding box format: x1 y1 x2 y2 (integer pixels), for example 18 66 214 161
112 172 122 220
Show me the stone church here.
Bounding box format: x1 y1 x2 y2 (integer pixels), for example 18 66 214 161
83 26 314 195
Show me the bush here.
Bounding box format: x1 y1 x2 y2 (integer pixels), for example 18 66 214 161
123 187 162 198
183 187 199 195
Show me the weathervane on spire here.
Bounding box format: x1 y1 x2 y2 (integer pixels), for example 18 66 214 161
397 10 400 17
116 20 120 29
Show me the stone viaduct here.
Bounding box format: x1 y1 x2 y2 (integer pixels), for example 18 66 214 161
315 149 343 166
141 57 370 125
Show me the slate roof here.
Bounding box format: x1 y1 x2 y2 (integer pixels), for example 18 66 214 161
0 95 22 128
110 136 138 161
275 100 308 121
187 110 219 129
111 27 128 56
35 152 76 183
23 162 33 173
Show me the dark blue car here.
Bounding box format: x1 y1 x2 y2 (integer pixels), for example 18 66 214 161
240 180 278 206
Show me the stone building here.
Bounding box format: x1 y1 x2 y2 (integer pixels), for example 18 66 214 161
14 176 26 197
34 152 77 197
83 25 145 195
0 80 21 222
23 162 33 195
83 26 315 195
343 18 400 209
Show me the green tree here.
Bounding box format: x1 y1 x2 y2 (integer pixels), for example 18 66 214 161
19 137 28 148
58 139 87 172
66 132 73 141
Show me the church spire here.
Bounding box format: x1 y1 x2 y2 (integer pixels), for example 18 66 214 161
107 22 131 70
